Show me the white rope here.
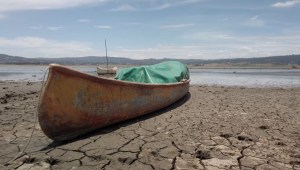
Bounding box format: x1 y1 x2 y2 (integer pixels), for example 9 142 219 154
4 68 49 166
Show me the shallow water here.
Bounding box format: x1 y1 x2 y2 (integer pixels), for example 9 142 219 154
189 68 300 87
0 65 299 87
0 65 96 82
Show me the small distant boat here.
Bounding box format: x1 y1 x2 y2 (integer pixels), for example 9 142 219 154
97 66 117 75
38 63 190 141
291 65 300 69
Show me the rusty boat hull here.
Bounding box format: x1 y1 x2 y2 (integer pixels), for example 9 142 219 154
38 64 190 141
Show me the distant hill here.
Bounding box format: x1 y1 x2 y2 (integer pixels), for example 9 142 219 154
0 53 299 65
0 54 135 65
203 55 300 65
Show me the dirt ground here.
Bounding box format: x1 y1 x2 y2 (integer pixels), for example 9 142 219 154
0 81 299 170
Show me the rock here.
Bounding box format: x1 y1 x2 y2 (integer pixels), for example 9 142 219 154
175 156 204 170
202 158 238 169
240 156 267 168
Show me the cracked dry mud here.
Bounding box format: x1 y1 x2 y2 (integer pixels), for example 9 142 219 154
0 81 299 170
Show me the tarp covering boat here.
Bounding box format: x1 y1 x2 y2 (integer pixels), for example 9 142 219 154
115 61 189 84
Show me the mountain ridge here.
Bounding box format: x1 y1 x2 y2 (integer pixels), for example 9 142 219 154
0 53 299 65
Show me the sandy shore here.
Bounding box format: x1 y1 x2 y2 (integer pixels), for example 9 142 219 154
0 81 299 170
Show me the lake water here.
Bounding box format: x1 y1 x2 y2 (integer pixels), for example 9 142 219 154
0 65 300 87
190 68 300 87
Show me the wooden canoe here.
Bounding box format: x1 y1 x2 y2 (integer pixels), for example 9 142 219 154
38 64 190 141
97 66 117 75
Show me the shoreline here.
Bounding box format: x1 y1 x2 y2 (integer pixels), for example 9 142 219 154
1 80 300 89
1 63 299 69
0 82 299 169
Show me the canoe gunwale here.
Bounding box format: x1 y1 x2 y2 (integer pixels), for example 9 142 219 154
49 64 190 87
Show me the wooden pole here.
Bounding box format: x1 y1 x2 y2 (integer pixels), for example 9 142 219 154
105 39 108 74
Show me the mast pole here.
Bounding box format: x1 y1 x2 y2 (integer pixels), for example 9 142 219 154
105 39 108 73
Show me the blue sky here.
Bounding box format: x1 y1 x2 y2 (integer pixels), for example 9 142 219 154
0 0 300 59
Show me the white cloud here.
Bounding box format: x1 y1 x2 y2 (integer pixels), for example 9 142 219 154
160 24 195 29
47 26 63 31
109 31 300 59
95 25 112 29
111 36 300 59
0 37 48 48
179 32 300 59
246 20 265 28
147 0 203 11
0 0 108 11
0 14 6 20
272 0 300 8
29 26 64 30
108 0 204 12
183 32 233 40
109 4 136 11
150 3 172 10
0 0 204 12
250 15 258 21
1 33 299 59
246 16 265 27
78 19 90 23
0 36 101 58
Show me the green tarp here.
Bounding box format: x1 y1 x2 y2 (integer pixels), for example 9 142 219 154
115 61 189 84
